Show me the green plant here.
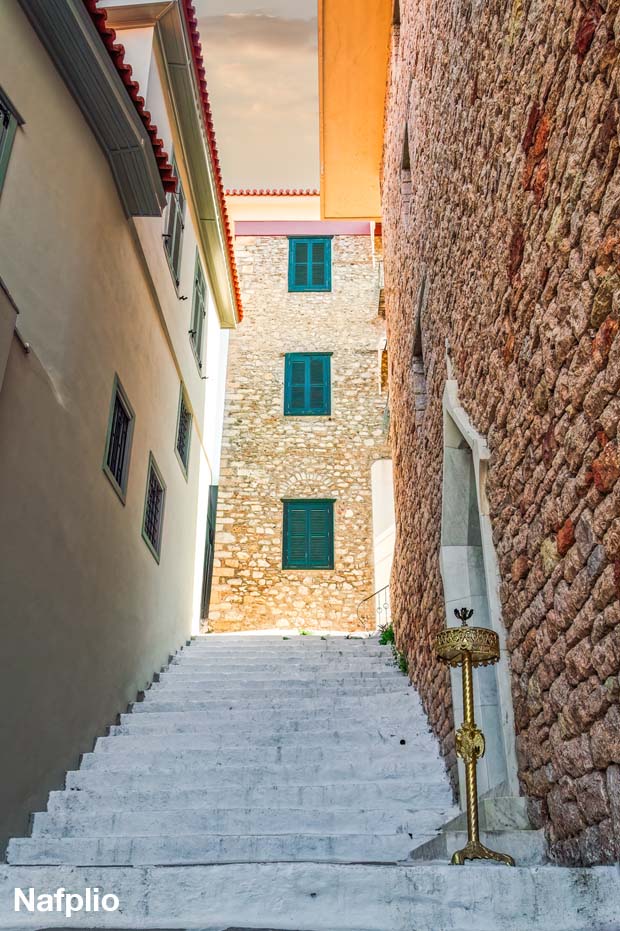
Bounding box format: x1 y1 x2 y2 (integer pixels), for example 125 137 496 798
299 629 312 636
396 650 408 675
379 622 395 645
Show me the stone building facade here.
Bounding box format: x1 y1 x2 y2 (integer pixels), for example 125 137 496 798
382 0 620 864
208 202 388 631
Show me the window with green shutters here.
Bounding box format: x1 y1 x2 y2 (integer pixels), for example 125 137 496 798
288 237 332 291
283 500 334 569
163 157 185 286
190 252 207 368
284 353 331 416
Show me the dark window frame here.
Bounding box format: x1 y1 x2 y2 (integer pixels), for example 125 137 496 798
282 498 335 570
288 237 332 292
175 385 192 478
142 453 166 563
0 88 23 197
189 250 207 369
163 156 186 287
284 352 332 416
102 374 135 504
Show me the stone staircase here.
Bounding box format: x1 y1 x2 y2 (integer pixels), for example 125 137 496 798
1 634 619 930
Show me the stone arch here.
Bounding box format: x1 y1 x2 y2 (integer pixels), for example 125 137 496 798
440 376 519 806
277 470 340 501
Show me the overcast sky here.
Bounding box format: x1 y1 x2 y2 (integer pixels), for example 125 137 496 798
196 0 319 190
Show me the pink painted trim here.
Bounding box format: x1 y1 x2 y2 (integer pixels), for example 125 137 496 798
234 221 371 236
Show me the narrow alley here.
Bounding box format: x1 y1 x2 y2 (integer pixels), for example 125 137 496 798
0 0 619 928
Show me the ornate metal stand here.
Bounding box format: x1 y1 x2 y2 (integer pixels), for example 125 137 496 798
435 608 515 867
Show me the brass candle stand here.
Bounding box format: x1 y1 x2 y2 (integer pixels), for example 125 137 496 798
435 608 515 867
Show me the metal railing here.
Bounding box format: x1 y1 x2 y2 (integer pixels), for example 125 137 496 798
357 583 391 631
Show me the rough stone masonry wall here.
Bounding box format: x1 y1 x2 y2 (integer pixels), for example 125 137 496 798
383 0 620 863
208 234 388 632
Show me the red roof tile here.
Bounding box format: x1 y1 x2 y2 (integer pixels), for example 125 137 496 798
179 0 242 321
83 0 176 195
83 0 243 323
226 189 320 196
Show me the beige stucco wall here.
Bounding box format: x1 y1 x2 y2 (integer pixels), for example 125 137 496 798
0 1 228 851
209 233 388 632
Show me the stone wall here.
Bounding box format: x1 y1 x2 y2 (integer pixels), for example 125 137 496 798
382 0 620 863
208 233 389 632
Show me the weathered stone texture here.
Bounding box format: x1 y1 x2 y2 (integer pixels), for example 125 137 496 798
383 0 620 863
208 234 388 632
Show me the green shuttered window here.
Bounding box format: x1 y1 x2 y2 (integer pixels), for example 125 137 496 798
288 237 332 291
164 157 185 286
283 500 334 570
190 252 207 368
284 353 331 416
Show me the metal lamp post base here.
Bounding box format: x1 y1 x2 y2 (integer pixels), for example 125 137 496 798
435 608 515 868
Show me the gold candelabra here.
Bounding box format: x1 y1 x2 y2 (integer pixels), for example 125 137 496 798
434 607 515 867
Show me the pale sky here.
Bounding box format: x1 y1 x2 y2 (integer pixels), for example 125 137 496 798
196 0 319 190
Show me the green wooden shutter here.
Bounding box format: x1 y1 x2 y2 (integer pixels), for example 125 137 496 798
165 158 186 285
288 238 332 292
292 241 310 288
284 504 309 567
309 355 330 413
310 240 326 288
283 500 334 569
284 354 331 415
191 253 207 366
308 503 334 567
289 357 307 412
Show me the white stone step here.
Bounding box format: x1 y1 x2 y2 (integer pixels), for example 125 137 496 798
187 635 382 645
131 690 414 715
168 650 395 673
87 740 437 767
146 682 409 700
32 805 454 838
64 763 445 792
177 646 390 659
163 670 403 685
8 832 425 866
48 780 453 814
110 716 430 740
1 862 619 930
411 827 548 867
78 749 441 781
116 701 424 724
100 730 434 752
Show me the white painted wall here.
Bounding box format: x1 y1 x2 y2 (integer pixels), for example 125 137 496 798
440 377 520 806
371 459 395 593
0 1 231 848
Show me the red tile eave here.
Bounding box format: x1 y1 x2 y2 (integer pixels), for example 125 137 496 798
179 0 243 323
84 0 243 324
225 189 320 197
82 0 176 195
